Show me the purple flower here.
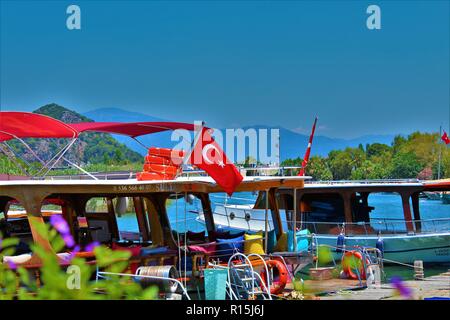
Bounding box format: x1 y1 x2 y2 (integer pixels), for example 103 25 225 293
85 241 100 252
62 234 75 248
50 215 71 235
391 276 413 299
49 215 75 248
7 260 17 270
68 245 80 261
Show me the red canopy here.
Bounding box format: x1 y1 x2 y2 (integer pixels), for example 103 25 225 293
0 112 78 142
0 111 198 141
69 121 197 138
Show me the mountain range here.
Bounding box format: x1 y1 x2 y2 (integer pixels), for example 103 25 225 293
83 107 396 162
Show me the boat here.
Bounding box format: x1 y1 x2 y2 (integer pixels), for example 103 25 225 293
1 111 325 300
442 192 450 205
423 191 443 200
202 179 450 264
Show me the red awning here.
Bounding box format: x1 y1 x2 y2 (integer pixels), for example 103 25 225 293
69 121 197 138
0 112 78 142
0 111 199 141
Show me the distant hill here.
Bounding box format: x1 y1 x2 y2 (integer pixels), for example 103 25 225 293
83 108 396 162
8 104 142 166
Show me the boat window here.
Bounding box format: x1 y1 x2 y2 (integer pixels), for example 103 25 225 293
84 197 147 243
1 199 33 253
367 192 407 233
166 193 204 235
114 197 147 242
85 197 108 213
298 193 345 234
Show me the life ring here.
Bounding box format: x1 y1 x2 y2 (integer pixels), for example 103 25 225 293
143 164 179 176
341 250 370 280
145 155 172 165
260 259 288 295
148 147 185 163
136 171 175 181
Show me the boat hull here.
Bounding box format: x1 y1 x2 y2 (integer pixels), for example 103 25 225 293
204 205 450 264
314 233 450 264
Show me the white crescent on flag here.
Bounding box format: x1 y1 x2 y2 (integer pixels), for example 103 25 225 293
202 144 221 164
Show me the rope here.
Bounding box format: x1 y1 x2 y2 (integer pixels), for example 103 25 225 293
175 192 182 277
184 192 187 288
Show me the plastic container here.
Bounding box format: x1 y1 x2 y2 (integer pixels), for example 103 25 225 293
204 269 228 300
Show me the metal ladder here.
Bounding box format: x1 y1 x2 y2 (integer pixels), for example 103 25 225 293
227 253 272 300
208 252 273 300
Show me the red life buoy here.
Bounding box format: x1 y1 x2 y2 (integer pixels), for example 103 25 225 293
260 259 288 295
341 250 369 280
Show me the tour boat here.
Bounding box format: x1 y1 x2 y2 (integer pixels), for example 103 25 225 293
200 180 450 264
0 111 320 300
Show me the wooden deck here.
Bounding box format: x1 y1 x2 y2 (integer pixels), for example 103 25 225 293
320 270 450 300
284 270 450 300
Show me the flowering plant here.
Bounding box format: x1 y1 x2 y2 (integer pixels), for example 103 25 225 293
0 217 158 300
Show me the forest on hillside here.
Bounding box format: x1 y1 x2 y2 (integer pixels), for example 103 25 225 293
281 132 450 180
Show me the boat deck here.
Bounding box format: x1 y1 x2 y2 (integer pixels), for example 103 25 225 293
285 270 450 300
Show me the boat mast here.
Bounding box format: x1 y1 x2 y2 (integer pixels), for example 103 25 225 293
438 125 442 180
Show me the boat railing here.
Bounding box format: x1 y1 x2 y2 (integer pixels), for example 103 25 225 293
289 217 450 236
181 166 303 178
44 171 137 180
95 270 191 300
304 178 420 185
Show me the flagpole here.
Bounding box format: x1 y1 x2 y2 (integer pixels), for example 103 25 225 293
438 125 442 180
178 121 205 177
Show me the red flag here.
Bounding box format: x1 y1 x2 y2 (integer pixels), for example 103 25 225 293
189 128 243 195
298 117 318 176
441 131 450 145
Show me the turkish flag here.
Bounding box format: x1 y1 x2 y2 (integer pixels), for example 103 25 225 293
189 128 243 195
442 131 450 145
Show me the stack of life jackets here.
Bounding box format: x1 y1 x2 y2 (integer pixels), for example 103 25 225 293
136 147 185 181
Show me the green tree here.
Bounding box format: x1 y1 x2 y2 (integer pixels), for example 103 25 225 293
366 143 392 158
113 149 124 164
306 156 333 180
388 151 422 179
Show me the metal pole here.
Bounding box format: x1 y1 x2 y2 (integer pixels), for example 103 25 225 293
62 156 98 180
264 189 269 252
438 125 442 180
0 143 30 176
40 138 78 178
293 188 297 251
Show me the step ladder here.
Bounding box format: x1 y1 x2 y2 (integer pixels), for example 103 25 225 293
227 253 272 300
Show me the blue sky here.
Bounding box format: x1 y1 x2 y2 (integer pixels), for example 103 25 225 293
1 0 449 138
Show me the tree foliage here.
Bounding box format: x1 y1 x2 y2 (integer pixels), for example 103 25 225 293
282 132 450 180
0 220 158 300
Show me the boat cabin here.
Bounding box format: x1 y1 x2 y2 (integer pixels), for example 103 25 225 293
277 181 427 235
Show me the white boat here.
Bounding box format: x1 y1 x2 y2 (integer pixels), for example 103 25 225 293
200 180 450 264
